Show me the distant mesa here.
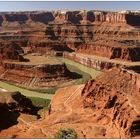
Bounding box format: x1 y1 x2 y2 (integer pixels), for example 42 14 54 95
0 9 140 139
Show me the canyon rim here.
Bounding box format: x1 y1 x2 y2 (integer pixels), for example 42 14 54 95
0 1 140 138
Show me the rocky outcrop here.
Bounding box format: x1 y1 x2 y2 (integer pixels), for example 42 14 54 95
0 68 140 138
63 52 140 71
126 13 140 26
0 43 27 64
0 91 39 131
76 41 140 61
43 11 140 61
0 11 54 25
0 60 79 89
93 11 126 23
0 41 79 90
0 15 3 26
4 14 28 23
0 11 140 26
0 91 39 114
0 10 140 62
30 12 55 24
82 68 140 138
63 52 115 70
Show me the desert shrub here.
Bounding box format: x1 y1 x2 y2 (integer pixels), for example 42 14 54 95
29 97 50 108
54 128 78 139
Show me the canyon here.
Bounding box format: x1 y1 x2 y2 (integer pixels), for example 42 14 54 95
0 90 40 132
0 55 77 89
0 10 140 138
0 10 140 61
0 67 140 138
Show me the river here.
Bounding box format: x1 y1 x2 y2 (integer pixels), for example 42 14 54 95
0 57 102 99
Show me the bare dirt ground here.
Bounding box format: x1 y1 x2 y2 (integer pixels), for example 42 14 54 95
0 85 106 138
4 54 62 65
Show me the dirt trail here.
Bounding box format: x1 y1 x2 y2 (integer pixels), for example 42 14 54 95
64 85 84 115
19 118 48 136
18 85 83 133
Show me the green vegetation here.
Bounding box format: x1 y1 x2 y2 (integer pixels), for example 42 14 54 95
66 64 91 84
0 57 102 99
26 87 58 94
29 97 51 109
28 97 51 117
0 58 100 95
0 81 53 99
54 128 78 139
54 56 102 79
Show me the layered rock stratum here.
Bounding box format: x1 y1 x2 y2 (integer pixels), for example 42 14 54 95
0 68 140 138
0 10 140 61
0 10 140 138
82 68 140 138
0 54 77 89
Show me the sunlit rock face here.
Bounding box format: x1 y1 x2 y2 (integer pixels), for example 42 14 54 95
82 68 140 138
0 10 140 62
0 10 140 139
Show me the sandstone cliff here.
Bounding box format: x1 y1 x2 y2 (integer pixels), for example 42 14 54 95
0 61 74 89
0 91 39 131
0 68 140 138
44 67 140 138
0 43 26 64
82 68 140 138
0 10 140 62
0 11 140 26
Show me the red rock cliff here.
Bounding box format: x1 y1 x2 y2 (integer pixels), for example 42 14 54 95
0 10 140 62
82 68 140 138
0 11 140 26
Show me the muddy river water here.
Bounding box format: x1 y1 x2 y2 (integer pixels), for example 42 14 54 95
0 57 102 99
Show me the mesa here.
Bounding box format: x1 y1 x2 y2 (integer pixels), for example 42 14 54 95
0 9 140 138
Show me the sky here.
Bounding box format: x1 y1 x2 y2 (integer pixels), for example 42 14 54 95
0 1 140 12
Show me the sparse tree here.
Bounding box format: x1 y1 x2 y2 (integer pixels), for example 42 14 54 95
54 128 78 139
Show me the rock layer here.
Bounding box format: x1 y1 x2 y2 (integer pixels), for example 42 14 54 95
0 43 26 64
82 68 140 138
0 11 140 26
0 91 39 131
0 10 140 61
0 61 74 89
0 68 140 138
